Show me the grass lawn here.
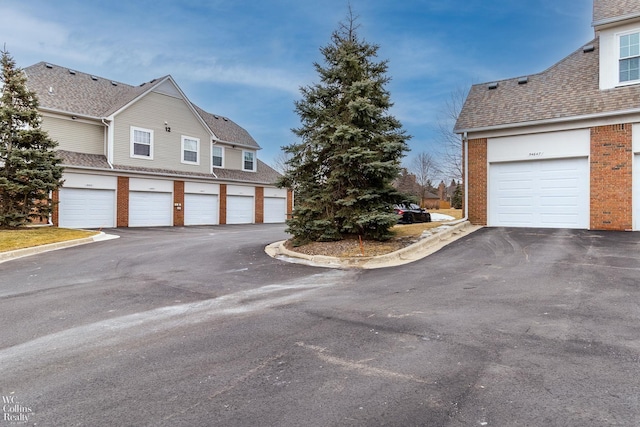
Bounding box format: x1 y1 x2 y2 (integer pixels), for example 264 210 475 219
0 227 99 252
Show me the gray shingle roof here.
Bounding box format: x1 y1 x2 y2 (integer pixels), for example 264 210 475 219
57 150 281 185
24 62 260 148
192 104 259 149
454 37 640 132
593 0 640 26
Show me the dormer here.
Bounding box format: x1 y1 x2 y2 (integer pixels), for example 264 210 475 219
595 0 640 89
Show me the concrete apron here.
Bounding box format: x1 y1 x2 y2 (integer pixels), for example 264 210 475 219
265 220 481 269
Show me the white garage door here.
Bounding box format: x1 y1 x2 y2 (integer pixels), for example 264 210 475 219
184 193 218 225
489 158 589 228
227 195 253 224
263 197 286 223
129 192 172 227
59 188 115 228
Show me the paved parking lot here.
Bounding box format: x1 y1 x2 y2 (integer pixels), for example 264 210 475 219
1 225 639 426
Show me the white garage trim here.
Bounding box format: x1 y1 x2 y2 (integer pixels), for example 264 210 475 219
263 197 286 223
489 157 589 229
227 195 254 224
129 191 173 227
634 154 640 230
184 193 218 225
59 188 115 229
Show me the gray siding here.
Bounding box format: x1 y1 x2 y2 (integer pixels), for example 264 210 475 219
223 145 243 171
42 115 104 155
112 91 212 173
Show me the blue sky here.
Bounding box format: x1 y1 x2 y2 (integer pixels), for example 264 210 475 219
1 0 593 178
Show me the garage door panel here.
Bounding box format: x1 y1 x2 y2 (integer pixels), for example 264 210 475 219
264 197 286 223
185 194 218 225
59 188 115 229
490 158 588 228
129 192 172 227
227 195 253 224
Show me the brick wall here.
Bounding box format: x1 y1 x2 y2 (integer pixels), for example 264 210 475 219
173 181 184 226
255 186 264 224
117 177 129 227
51 190 59 226
467 138 488 225
590 124 633 230
287 189 294 219
219 184 227 225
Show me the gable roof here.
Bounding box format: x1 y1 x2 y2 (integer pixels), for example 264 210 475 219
455 38 640 133
192 104 259 149
593 0 640 28
23 62 260 149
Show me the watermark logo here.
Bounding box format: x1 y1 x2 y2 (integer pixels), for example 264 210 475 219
2 395 33 424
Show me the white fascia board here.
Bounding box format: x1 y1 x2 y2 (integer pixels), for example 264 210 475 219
455 107 640 137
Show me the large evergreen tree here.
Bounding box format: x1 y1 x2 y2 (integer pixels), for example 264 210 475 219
278 12 410 244
0 49 63 227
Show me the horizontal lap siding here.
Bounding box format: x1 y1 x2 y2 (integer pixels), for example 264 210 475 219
113 91 211 173
42 116 104 155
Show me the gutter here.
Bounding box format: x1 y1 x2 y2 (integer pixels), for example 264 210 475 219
101 118 114 169
455 106 640 136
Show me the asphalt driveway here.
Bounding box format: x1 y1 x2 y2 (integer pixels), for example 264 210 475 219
1 226 639 426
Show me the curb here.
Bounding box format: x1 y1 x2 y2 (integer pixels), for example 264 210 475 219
265 220 481 269
0 232 120 264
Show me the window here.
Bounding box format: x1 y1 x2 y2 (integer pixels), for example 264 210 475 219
243 150 255 172
181 136 200 165
620 32 640 83
212 145 224 168
131 127 153 159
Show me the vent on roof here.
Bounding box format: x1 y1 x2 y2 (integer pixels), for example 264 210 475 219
223 117 228 121
518 76 529 85
111 81 118 86
69 69 76 75
91 75 98 81
583 44 595 53
150 79 156 83
213 115 219 119
45 63 53 69
487 82 499 90
140 82 146 87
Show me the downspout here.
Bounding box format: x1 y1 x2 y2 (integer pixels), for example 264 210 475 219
102 118 114 169
463 132 469 221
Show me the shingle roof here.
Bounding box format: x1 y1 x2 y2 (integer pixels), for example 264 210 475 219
454 37 640 132
593 0 640 26
57 150 281 185
192 104 259 149
23 62 260 148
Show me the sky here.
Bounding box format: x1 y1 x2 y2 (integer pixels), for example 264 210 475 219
0 0 594 179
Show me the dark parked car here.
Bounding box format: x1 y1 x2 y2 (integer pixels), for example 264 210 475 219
394 203 431 224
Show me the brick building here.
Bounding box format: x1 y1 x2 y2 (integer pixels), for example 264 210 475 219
455 0 640 231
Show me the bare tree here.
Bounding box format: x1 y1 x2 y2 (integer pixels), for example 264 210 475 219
435 85 469 181
270 150 292 175
410 152 439 205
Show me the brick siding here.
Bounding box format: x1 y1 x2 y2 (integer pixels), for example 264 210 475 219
287 189 294 219
255 186 264 224
117 177 129 227
467 138 488 225
219 184 227 225
51 190 59 226
590 124 633 230
173 181 184 226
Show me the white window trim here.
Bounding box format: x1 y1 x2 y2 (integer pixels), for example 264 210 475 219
242 150 256 172
130 126 154 160
181 135 200 165
617 29 640 86
212 144 225 169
